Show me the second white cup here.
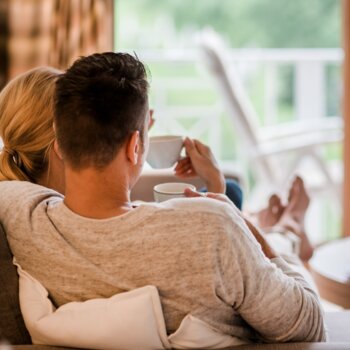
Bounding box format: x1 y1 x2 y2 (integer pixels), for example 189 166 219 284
153 182 196 202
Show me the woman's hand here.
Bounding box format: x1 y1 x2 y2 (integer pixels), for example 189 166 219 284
184 187 232 205
175 138 225 193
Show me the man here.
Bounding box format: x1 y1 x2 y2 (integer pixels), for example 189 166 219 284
0 52 325 343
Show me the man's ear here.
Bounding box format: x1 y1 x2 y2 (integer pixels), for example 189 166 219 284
126 131 140 165
53 140 63 160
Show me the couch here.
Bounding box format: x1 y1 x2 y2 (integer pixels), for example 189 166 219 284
1 170 350 349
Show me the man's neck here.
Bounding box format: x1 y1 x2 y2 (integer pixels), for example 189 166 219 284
63 164 132 219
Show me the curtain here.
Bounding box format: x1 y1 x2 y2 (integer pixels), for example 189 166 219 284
343 0 350 236
5 0 113 79
7 0 51 78
49 0 114 70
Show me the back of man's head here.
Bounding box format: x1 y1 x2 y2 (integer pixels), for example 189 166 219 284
54 52 149 169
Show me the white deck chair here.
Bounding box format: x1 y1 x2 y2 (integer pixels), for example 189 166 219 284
198 30 343 200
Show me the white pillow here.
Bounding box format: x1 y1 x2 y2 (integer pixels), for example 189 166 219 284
15 260 171 350
14 260 248 349
169 315 248 349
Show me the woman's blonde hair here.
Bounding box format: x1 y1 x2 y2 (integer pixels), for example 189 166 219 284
0 67 61 182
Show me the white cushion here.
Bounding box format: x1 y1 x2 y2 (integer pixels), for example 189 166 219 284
15 260 171 349
169 315 248 349
15 260 248 349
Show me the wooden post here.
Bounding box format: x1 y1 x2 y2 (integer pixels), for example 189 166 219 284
343 0 350 236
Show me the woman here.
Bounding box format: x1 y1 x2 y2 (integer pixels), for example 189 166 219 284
0 67 64 193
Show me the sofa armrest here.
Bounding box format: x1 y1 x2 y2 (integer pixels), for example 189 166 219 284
233 343 350 349
230 311 350 349
131 168 242 202
324 311 350 342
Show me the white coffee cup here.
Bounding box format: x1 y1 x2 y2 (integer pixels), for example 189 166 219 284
153 182 196 202
146 135 183 169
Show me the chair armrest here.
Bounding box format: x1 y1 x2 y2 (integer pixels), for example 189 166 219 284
230 311 350 349
256 131 342 157
260 117 343 141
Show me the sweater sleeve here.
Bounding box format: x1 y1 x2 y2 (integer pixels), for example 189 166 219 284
217 210 326 343
0 181 63 231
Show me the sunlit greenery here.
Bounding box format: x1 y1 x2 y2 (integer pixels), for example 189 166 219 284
115 0 340 49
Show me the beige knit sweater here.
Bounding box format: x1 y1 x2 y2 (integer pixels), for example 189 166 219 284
0 180 326 343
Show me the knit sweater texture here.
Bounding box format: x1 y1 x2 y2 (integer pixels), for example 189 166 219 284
0 180 326 342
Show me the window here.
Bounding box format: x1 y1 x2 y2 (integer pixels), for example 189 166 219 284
115 0 342 243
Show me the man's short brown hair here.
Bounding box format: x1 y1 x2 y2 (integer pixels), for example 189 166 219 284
54 52 149 169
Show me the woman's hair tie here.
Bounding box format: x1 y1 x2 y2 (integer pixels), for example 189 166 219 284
2 146 23 167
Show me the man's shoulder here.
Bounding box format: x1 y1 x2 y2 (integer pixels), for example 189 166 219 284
148 198 254 257
155 197 251 241
150 197 245 233
158 197 237 219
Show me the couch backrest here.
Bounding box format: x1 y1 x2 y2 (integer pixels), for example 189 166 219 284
0 223 31 344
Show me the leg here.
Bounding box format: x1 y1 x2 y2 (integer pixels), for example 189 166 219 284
251 194 286 229
224 179 243 210
275 176 314 262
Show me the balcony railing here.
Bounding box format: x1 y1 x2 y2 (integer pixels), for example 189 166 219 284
137 48 343 163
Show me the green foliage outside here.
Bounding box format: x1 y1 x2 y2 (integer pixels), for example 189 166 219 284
115 0 340 49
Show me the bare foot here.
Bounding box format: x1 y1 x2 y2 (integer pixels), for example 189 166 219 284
255 194 285 229
276 176 314 261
